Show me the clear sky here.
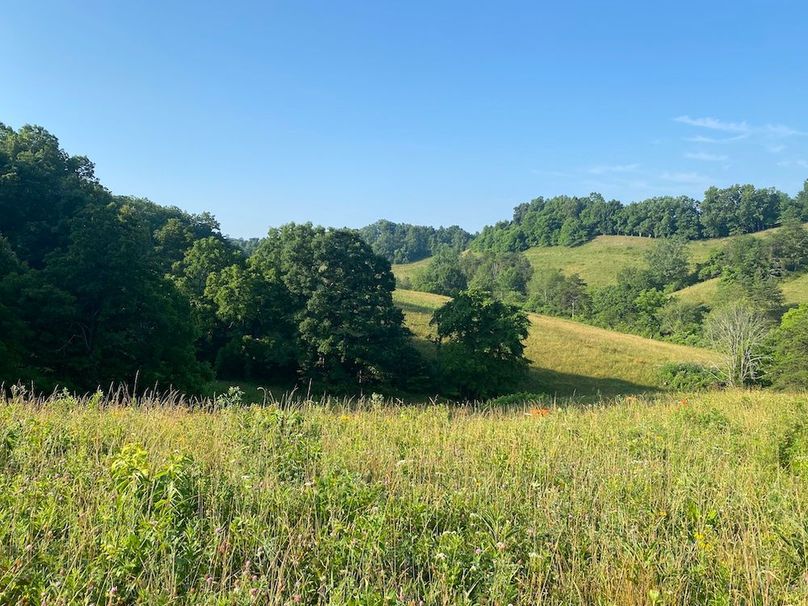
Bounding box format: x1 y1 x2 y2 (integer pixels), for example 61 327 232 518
2 1 807 237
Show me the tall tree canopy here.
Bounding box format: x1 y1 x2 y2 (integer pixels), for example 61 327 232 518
0 124 421 395
430 290 529 399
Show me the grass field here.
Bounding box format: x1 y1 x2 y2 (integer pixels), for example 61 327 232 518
394 289 717 397
1 389 806 604
675 273 808 308
391 257 431 285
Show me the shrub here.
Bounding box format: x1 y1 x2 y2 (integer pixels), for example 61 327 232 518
658 362 716 390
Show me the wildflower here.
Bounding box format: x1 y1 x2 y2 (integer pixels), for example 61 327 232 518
496 541 506 552
474 547 482 555
292 595 302 603
435 552 447 560
250 588 258 598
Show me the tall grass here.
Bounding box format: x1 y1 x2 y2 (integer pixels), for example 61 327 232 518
1 388 806 604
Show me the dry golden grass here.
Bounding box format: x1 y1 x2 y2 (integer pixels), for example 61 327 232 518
394 289 718 397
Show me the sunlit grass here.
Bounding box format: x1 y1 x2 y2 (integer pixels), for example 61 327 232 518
1 388 806 604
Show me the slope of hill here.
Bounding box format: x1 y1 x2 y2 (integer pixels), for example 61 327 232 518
675 272 808 308
390 257 431 284
394 289 718 397
390 234 729 289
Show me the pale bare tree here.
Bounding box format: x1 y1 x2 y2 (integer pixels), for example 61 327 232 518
706 303 770 387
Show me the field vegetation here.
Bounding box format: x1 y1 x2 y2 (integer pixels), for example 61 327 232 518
1 388 806 605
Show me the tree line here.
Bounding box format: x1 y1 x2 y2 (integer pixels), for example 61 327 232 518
358 219 472 264
0 124 526 399
471 185 808 252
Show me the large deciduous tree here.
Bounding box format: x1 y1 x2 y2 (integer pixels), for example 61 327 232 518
430 290 529 399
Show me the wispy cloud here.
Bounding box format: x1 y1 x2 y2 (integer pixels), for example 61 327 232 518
530 169 574 178
675 115 750 133
676 115 805 142
684 151 728 162
660 171 715 185
777 159 808 169
684 134 748 144
587 163 639 175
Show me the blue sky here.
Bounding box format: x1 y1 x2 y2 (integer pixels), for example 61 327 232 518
2 1 807 237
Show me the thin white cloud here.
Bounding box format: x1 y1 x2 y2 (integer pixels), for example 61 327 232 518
763 124 801 137
766 144 786 154
684 134 748 144
778 159 808 169
684 151 728 162
675 115 750 133
587 163 640 175
530 169 574 178
676 116 805 141
660 171 714 185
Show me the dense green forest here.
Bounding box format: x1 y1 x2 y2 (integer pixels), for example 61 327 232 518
472 186 808 252
358 219 472 263
0 124 523 398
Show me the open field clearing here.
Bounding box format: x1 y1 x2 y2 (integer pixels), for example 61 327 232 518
394 290 718 397
676 273 808 308
1 390 806 604
391 257 431 284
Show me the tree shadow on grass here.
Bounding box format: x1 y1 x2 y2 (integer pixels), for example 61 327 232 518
404 332 661 401
521 367 659 401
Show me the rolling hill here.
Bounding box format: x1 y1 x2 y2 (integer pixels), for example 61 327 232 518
393 289 718 398
393 224 808 306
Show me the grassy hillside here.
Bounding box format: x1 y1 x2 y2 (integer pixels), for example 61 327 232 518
2 390 805 604
390 257 430 284
393 225 807 292
394 289 717 397
675 272 808 308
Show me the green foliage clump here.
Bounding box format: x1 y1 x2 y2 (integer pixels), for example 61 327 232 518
526 269 590 318
414 248 533 303
358 219 472 264
658 362 716 390
430 291 529 399
768 304 808 389
411 246 467 296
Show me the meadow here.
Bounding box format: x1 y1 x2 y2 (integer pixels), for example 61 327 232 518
675 273 808 308
1 388 806 605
